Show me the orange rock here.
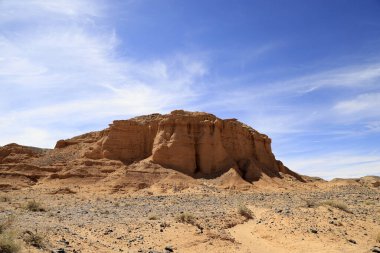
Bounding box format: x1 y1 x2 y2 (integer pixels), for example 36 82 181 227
58 110 301 182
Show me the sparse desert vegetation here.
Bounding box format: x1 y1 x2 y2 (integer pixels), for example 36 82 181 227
22 230 45 249
25 200 46 212
0 196 10 203
148 214 159 220
319 200 351 213
0 183 377 252
0 216 14 234
176 212 196 225
0 231 20 253
237 204 254 219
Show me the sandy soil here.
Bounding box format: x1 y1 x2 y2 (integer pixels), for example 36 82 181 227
0 182 379 253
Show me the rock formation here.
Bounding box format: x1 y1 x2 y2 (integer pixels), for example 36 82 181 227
56 110 301 182
0 143 46 163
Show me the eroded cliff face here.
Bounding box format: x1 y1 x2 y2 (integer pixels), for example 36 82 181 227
0 143 46 163
56 110 299 182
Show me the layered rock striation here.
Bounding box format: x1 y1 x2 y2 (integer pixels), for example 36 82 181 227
56 110 300 182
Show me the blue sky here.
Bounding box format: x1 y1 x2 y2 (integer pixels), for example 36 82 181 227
1 0 380 179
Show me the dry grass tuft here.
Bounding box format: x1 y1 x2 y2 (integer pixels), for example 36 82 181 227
319 200 351 213
207 230 236 243
0 216 15 234
0 231 20 253
25 200 45 212
176 212 196 225
51 187 76 195
238 204 254 219
0 196 10 203
306 198 352 213
148 215 158 220
22 230 45 249
305 199 317 208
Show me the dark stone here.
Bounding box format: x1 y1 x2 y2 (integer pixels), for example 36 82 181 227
104 229 113 235
310 228 318 234
165 245 174 252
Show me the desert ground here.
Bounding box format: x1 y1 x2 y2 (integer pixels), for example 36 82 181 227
0 175 379 253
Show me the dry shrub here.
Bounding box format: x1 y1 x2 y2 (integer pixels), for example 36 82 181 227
22 230 45 249
148 215 158 220
176 212 196 225
0 216 14 234
320 200 351 213
51 187 76 195
207 230 236 243
0 196 10 202
238 204 254 219
0 231 20 253
25 200 45 212
305 199 317 208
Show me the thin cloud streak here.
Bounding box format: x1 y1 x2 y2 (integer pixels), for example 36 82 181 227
0 0 207 147
286 151 380 179
334 92 380 117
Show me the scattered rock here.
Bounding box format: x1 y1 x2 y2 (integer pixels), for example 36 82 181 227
310 228 318 234
165 245 174 252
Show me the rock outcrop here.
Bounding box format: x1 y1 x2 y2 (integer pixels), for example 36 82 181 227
0 143 46 163
56 110 301 182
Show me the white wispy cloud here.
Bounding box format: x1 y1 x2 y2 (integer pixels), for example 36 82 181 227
334 92 380 117
0 0 207 147
366 121 380 133
286 63 380 94
199 61 380 135
0 0 101 22
286 151 380 179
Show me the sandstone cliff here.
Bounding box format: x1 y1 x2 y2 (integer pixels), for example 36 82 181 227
56 110 301 182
